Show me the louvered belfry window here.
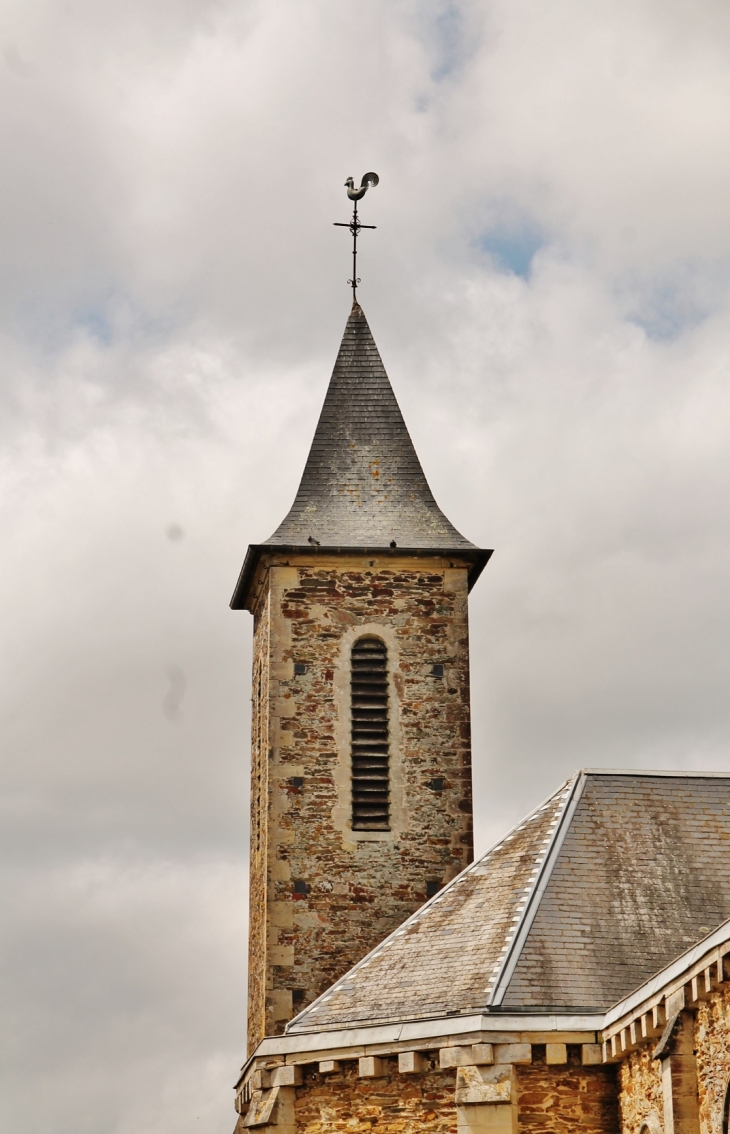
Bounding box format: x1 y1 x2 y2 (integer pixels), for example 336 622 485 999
351 636 390 830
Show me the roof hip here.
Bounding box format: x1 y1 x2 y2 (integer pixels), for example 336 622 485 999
487 773 585 1007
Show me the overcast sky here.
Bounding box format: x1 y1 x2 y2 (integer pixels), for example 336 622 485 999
3 1 730 1131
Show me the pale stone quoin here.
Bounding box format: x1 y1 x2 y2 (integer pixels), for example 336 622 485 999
230 298 730 1133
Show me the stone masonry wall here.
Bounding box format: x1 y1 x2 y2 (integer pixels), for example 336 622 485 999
294 1060 457 1134
287 1055 618 1134
518 1046 619 1134
616 985 730 1134
696 986 730 1134
617 1048 663 1134
246 553 474 1051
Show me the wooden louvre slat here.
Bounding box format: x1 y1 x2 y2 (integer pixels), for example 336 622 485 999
351 637 390 830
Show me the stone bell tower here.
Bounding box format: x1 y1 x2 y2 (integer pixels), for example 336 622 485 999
231 301 491 1055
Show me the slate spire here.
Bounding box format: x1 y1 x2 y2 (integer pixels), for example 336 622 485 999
231 301 490 609
267 301 475 551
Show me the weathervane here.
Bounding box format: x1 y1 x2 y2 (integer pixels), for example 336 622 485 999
334 173 379 299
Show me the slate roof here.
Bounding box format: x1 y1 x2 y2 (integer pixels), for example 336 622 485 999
286 770 730 1033
267 301 476 550
230 302 490 609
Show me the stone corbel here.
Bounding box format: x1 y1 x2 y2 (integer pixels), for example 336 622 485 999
233 1086 295 1134
234 1067 301 1134
455 1064 518 1134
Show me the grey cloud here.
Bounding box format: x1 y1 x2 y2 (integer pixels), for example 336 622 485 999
2 1 730 1132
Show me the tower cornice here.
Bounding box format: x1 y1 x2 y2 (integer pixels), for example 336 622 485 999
230 544 492 612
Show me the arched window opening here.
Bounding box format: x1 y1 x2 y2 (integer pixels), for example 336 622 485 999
723 1078 730 1134
351 637 390 831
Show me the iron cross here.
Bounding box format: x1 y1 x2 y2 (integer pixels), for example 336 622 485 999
334 173 379 298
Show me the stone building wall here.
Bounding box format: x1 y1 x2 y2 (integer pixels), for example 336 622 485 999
518 1046 619 1134
696 985 730 1134
617 1048 663 1134
246 553 475 1050
294 1060 457 1134
283 1055 619 1134
615 983 730 1134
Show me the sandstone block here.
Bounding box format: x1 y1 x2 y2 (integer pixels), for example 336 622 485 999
271 1065 302 1087
456 1102 518 1133
358 1056 385 1078
472 1043 494 1065
269 990 292 1021
250 1069 272 1091
267 945 294 966
581 1043 603 1065
494 1043 531 1064
440 1046 476 1069
268 903 294 929
546 1043 568 1065
398 1051 426 1074
318 1060 340 1074
243 1087 278 1127
455 1065 514 1105
269 860 291 883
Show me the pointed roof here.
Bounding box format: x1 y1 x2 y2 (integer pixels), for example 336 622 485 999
285 770 730 1033
231 302 490 609
268 302 475 550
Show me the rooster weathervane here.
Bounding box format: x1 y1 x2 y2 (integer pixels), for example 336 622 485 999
334 172 379 299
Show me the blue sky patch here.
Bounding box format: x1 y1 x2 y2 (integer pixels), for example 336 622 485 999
477 226 545 279
74 303 114 346
623 264 730 341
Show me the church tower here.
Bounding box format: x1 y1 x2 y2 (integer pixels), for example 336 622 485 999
231 301 491 1054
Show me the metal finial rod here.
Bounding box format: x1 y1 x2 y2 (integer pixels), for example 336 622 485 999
334 173 379 299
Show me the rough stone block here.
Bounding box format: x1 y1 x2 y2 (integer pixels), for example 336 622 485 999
358 1056 385 1078
581 1043 603 1065
271 1065 302 1087
456 1065 518 1134
455 1065 514 1105
398 1051 426 1074
546 1043 568 1065
494 1043 531 1064
318 1060 340 1074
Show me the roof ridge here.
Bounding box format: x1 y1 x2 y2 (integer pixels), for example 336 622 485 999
579 767 730 778
486 772 586 1007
